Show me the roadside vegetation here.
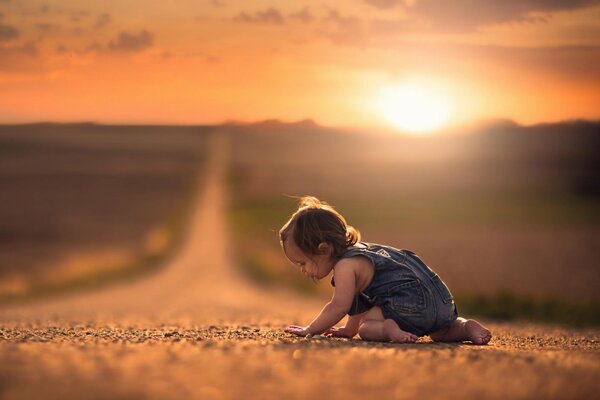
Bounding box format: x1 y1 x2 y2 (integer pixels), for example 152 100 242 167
227 121 600 326
0 124 212 304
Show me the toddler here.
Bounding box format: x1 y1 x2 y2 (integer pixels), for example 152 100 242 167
280 196 492 344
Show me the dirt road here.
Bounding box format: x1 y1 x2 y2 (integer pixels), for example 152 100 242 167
1 131 599 400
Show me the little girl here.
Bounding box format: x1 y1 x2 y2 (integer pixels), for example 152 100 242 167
281 196 492 344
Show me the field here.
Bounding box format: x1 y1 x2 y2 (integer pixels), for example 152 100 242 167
0 121 598 324
0 124 211 302
227 120 600 325
0 125 598 399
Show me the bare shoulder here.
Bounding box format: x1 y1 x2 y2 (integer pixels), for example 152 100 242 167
333 256 372 275
334 255 374 293
335 255 370 267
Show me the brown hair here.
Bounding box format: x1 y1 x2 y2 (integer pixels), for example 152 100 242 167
279 196 361 259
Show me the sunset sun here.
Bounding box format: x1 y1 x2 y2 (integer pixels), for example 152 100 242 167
375 84 453 133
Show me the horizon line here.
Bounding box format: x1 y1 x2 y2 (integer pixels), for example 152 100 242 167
0 117 599 133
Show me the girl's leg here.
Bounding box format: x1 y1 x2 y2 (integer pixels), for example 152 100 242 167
358 306 418 343
429 317 492 345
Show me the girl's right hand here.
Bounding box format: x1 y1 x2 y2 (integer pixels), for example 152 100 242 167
284 325 310 337
324 326 357 338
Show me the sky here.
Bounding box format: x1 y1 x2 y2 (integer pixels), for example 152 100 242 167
1 0 599 131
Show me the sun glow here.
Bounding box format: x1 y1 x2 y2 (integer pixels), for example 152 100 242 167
375 84 453 133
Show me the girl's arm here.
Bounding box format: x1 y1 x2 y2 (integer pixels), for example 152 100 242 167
286 259 357 336
324 312 364 338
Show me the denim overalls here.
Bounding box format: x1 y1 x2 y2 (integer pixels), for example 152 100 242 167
331 242 458 336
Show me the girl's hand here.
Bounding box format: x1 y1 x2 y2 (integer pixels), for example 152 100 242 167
324 326 357 338
284 325 311 337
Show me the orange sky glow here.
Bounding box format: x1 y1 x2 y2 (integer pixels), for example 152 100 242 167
1 0 599 131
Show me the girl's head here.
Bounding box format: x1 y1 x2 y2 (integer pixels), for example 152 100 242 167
279 196 361 279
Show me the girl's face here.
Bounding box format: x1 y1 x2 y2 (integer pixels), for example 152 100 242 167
283 239 335 280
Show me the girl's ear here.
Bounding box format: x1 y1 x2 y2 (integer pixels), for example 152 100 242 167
317 242 331 255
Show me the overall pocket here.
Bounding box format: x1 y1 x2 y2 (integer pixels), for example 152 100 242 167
404 250 454 305
429 273 454 304
387 280 426 313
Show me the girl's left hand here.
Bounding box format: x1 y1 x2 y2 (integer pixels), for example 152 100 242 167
284 325 311 337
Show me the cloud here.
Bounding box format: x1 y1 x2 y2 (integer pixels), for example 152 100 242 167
317 10 370 45
94 13 111 29
54 41 102 55
210 0 226 7
234 7 285 24
85 41 103 53
290 7 314 23
0 24 19 41
476 43 600 82
15 41 37 55
364 0 403 9
0 41 39 72
364 0 600 31
107 30 154 52
35 23 59 33
70 10 91 23
181 51 221 64
20 3 52 18
357 39 600 83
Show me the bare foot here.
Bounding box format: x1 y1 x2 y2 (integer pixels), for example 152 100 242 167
465 320 492 345
383 319 418 343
